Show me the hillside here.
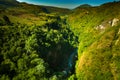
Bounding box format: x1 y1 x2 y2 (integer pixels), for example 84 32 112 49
0 0 70 14
0 0 19 7
75 4 92 9
0 0 70 26
67 1 120 80
0 0 120 80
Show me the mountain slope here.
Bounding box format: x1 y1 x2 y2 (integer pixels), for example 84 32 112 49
0 0 70 14
75 4 92 9
0 0 70 27
67 1 120 80
0 0 19 7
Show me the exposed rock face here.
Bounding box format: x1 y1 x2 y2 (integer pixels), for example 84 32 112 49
118 28 120 34
95 18 119 31
96 24 105 30
112 18 119 26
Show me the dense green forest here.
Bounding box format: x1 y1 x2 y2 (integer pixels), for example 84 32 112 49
0 0 120 80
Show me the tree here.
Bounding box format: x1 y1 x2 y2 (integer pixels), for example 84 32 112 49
3 15 11 25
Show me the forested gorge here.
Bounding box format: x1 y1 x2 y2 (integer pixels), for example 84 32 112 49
1 0 120 80
0 15 78 80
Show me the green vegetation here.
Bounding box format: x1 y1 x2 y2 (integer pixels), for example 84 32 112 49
0 3 78 79
1 0 120 80
67 1 120 80
0 17 78 79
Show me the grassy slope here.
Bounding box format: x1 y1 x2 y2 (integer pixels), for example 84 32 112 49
0 0 70 26
68 1 120 80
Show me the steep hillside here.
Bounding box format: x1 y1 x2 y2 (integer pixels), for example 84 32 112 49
67 1 120 80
